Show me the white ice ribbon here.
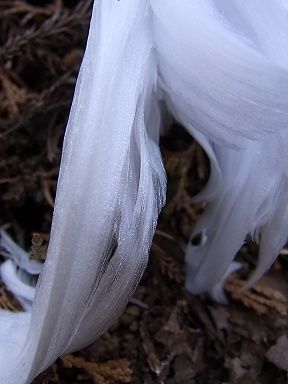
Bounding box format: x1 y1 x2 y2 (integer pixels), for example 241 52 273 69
1 1 288 382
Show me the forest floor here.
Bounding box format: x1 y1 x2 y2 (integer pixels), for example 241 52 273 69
0 2 288 383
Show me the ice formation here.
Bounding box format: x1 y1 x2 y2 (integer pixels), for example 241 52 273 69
1 1 288 382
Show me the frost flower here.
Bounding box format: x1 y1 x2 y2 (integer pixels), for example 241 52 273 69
1 1 288 382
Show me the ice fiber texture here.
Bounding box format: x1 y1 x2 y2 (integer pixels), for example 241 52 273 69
1 1 288 382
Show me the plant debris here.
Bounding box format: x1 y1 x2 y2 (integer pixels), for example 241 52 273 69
62 355 132 384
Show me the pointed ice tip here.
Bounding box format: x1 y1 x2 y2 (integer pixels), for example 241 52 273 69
185 281 209 295
185 262 214 294
240 268 266 292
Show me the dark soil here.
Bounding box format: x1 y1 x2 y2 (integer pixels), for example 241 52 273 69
1 2 288 383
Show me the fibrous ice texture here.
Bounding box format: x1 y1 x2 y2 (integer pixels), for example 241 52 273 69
1 1 288 382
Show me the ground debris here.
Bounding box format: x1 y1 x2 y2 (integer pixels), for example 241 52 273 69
32 365 59 384
266 335 288 372
62 355 132 384
0 284 22 311
225 274 288 316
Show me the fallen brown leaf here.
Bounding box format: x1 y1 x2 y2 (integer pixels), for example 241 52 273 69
266 335 288 372
140 322 163 376
156 302 204 381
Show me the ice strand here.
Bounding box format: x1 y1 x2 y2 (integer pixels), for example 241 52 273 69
175 0 288 291
152 0 288 292
0 1 166 382
1 0 288 382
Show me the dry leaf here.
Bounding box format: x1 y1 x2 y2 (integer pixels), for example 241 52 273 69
225 357 250 383
140 322 163 376
266 335 288 372
156 303 203 366
208 305 229 331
